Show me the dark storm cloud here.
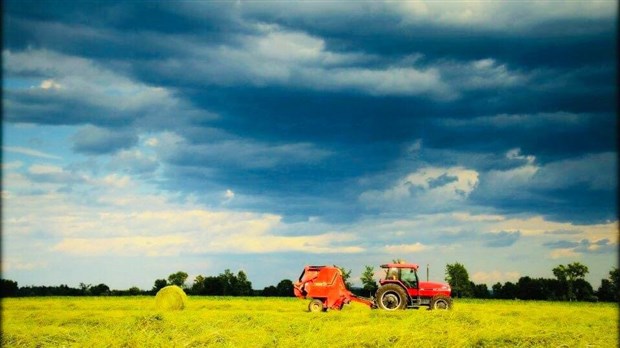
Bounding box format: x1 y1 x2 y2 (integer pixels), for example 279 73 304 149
72 126 138 155
544 238 615 255
543 230 581 235
482 231 522 248
429 112 617 162
3 1 616 224
543 240 580 249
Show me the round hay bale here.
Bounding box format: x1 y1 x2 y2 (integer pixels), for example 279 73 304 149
155 285 188 310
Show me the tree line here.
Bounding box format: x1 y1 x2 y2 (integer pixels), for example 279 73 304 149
154 270 294 297
443 262 618 302
0 269 295 298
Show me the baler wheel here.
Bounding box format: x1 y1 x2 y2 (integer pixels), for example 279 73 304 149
308 299 325 312
376 284 407 310
430 294 452 310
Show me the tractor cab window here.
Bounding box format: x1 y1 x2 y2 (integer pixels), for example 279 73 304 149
401 269 418 288
386 267 399 280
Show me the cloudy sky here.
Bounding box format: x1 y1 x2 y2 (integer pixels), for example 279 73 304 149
2 1 617 290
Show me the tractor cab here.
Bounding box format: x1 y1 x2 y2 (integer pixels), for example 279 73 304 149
381 263 419 289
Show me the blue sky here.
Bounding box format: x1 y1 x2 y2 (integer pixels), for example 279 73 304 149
2 1 617 290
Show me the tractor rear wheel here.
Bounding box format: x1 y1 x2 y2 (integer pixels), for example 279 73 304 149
308 299 325 312
430 295 452 310
376 284 408 310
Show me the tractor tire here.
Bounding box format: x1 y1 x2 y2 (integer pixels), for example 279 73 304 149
430 295 452 310
376 284 408 310
308 299 325 313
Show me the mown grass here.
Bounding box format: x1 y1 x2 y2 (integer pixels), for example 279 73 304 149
1 296 617 347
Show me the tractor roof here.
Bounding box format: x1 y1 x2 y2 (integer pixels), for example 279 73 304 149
380 263 419 269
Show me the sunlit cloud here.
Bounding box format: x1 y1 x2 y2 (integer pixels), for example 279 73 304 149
3 146 61 160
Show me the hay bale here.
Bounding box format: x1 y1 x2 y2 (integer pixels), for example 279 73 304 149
155 285 188 310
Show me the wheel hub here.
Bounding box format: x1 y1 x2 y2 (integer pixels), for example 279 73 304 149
382 293 400 309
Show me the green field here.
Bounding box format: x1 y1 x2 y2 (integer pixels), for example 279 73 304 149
2 296 617 347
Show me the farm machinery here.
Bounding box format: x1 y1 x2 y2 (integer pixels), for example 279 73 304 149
293 263 452 312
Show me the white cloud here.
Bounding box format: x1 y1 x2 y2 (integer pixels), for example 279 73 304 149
532 152 616 191
3 146 62 160
360 166 479 210
396 1 615 31
490 216 618 245
150 27 453 98
549 248 580 260
302 66 452 98
108 149 159 175
145 137 159 147
162 136 332 169
2 161 23 171
471 271 520 285
4 170 363 256
224 189 235 200
39 79 62 90
28 164 64 175
3 49 211 127
506 148 536 164
185 1 614 34
143 26 534 99
2 259 48 271
440 58 529 91
384 242 430 254
3 157 616 286
477 152 617 201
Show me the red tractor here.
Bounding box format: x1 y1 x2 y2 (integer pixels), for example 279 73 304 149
294 263 452 312
377 262 452 310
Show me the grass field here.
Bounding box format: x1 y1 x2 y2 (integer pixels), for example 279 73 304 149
1 296 617 347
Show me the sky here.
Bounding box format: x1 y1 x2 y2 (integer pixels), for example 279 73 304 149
2 1 618 290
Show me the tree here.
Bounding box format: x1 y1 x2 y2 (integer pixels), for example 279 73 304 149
168 271 189 288
79 283 92 296
276 279 294 297
262 285 278 297
337 267 353 289
203 276 223 295
361 265 378 295
236 271 253 296
152 279 168 293
491 282 503 298
553 262 589 301
573 278 595 301
191 275 206 295
502 282 518 299
516 277 538 300
90 283 110 296
597 268 619 302
597 279 615 302
610 268 619 301
128 286 141 296
220 269 238 295
472 282 490 299
0 279 19 297
445 263 473 298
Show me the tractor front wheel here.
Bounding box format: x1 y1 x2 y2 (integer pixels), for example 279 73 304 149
308 299 325 312
376 284 408 310
430 295 452 310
